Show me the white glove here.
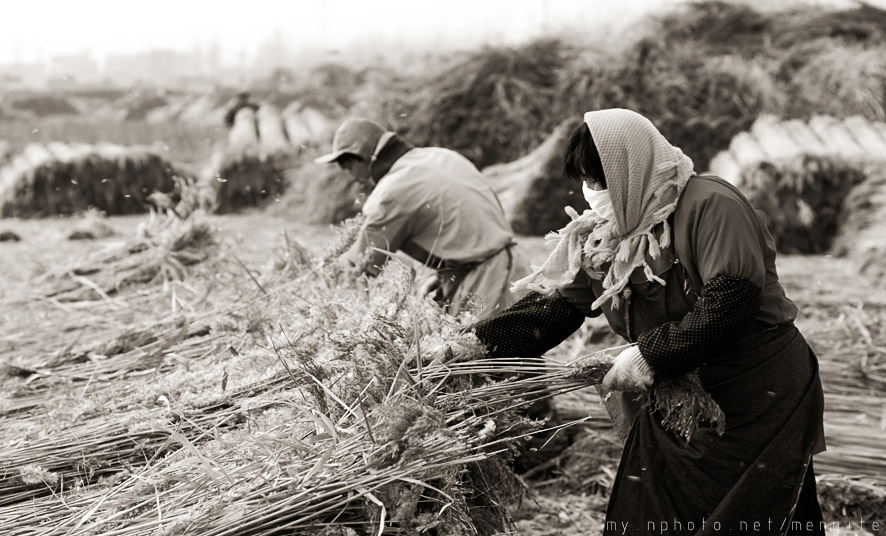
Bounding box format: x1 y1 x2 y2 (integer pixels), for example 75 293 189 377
602 345 654 393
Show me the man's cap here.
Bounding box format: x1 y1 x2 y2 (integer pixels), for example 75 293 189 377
314 117 385 164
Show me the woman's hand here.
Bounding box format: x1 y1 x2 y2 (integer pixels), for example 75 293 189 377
602 345 654 392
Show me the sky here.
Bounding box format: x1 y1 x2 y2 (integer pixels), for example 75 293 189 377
1 0 879 66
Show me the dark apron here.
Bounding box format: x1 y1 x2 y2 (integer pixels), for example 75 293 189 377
601 260 825 535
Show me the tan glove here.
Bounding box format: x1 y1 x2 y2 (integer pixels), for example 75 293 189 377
602 345 654 393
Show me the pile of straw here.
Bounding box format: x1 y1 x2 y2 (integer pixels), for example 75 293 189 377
378 39 567 169
0 142 188 217
35 209 217 302
788 44 886 122
66 207 116 240
0 230 19 242
203 104 299 214
833 165 886 278
359 1 886 177
483 119 588 235
0 210 728 535
707 115 886 255
203 150 292 214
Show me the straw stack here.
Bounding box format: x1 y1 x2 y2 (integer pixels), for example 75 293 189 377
483 119 588 235
256 104 290 154
708 115 886 254
0 142 187 218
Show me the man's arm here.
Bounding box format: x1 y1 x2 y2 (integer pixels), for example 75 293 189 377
340 181 413 276
340 222 410 276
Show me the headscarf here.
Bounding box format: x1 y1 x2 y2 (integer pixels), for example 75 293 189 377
512 109 695 309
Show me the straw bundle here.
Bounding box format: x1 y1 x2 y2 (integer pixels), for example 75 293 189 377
202 149 292 214
833 165 886 279
35 210 217 302
0 142 187 218
67 207 116 240
204 102 300 214
227 108 260 153
255 104 290 154
281 103 336 149
483 119 588 235
709 115 886 183
0 230 20 242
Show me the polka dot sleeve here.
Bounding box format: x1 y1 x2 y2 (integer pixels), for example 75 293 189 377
636 275 761 377
473 291 587 358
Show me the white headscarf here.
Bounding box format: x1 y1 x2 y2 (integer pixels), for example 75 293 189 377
513 109 695 309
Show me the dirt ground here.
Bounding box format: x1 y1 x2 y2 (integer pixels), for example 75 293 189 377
1 210 883 536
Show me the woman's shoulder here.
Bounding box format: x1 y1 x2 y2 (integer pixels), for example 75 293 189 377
678 175 755 216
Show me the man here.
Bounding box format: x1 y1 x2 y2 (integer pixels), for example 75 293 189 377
315 117 528 319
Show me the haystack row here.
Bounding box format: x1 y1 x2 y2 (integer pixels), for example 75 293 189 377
0 142 189 218
708 114 886 186
707 115 886 256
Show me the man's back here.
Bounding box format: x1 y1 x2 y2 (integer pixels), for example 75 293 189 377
362 147 515 265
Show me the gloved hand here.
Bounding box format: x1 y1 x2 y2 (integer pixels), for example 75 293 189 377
602 345 654 392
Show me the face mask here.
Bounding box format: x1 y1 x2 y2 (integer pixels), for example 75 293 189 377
582 182 615 221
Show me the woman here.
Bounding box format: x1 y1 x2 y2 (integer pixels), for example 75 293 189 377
473 109 826 535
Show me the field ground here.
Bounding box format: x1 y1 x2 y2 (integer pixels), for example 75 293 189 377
1 212 884 536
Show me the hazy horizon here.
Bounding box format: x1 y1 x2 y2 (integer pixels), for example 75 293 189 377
3 0 873 68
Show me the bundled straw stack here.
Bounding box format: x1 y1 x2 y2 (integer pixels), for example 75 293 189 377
255 104 290 154
0 142 187 217
483 119 588 235
204 105 295 214
377 39 566 169
832 164 886 278
281 103 336 149
708 115 886 254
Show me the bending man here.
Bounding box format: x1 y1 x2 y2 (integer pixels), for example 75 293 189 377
316 117 529 319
